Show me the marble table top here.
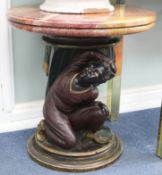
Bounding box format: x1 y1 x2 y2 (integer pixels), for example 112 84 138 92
8 5 156 37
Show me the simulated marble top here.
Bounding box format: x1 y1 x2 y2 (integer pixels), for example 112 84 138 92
8 5 156 37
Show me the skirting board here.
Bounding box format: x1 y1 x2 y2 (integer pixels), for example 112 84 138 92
0 85 162 133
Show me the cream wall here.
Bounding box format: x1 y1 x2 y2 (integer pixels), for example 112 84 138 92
12 0 46 103
122 0 162 89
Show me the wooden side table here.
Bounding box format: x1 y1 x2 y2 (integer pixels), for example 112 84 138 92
8 5 156 172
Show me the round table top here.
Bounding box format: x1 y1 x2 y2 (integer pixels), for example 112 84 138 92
8 5 156 37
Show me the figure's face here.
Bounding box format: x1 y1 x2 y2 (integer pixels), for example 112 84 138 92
77 59 116 87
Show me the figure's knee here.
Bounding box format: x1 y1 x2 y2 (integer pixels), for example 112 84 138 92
96 102 109 120
44 119 77 149
57 124 77 149
87 102 109 132
64 134 77 149
45 127 77 149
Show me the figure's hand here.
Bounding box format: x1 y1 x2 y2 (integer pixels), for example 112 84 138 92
69 101 109 132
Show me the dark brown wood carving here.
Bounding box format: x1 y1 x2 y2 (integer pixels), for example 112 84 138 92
43 51 116 149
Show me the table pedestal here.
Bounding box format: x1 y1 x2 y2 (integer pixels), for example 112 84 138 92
27 36 123 171
41 36 122 121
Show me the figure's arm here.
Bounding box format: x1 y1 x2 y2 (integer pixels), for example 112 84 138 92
67 51 113 73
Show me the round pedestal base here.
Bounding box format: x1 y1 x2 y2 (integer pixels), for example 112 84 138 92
27 133 123 172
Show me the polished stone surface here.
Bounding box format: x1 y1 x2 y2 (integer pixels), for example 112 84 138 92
8 5 156 37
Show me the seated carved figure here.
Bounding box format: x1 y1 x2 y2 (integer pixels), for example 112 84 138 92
43 51 116 149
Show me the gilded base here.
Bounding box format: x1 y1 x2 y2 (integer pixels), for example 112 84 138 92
27 132 123 172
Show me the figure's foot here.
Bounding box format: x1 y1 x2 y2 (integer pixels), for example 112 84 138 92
86 126 112 144
35 120 46 142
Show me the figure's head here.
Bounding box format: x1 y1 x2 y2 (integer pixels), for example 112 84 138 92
77 58 116 87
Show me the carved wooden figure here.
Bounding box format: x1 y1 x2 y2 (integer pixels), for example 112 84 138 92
32 37 123 171
43 51 115 149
